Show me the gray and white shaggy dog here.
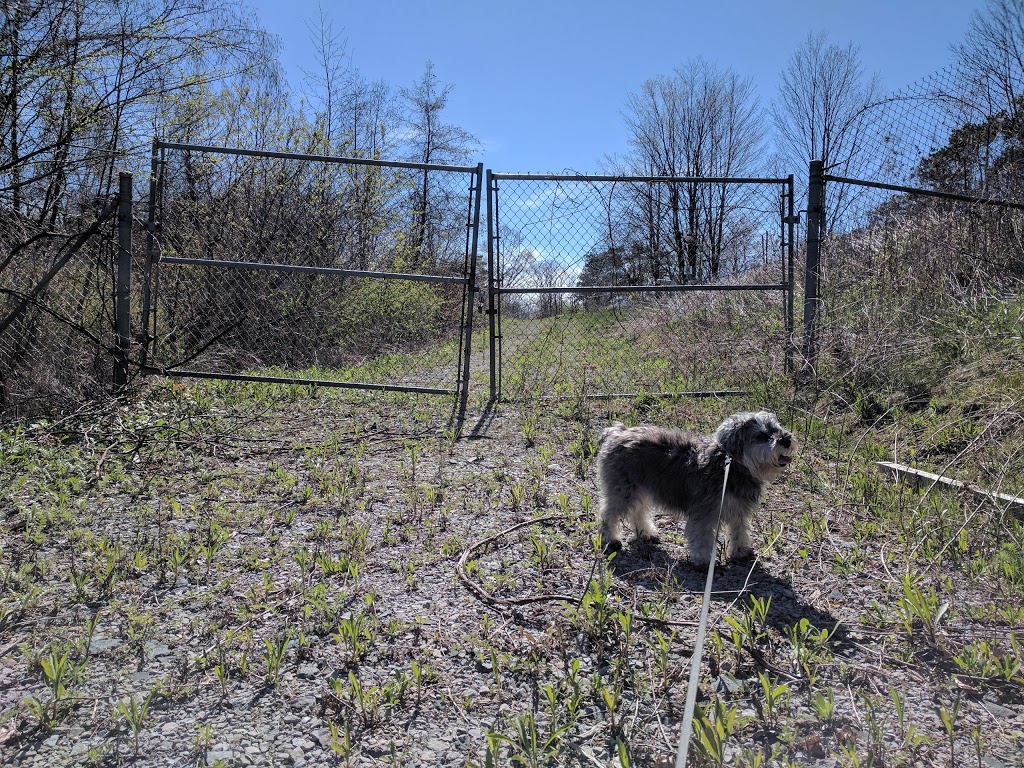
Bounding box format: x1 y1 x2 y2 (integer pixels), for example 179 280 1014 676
596 412 797 566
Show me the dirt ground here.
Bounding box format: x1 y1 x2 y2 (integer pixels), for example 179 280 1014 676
1 382 1022 767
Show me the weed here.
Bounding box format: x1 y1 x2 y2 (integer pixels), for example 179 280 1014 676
263 633 289 687
690 698 740 768
809 686 836 726
569 568 617 651
115 691 154 755
937 693 961 767
328 719 356 766
23 647 85 729
491 710 571 768
754 673 789 730
785 617 835 685
334 611 376 665
895 573 948 649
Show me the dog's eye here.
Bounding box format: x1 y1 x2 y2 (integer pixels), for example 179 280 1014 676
755 432 771 442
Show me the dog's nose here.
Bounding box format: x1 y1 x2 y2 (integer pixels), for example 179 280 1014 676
778 434 792 449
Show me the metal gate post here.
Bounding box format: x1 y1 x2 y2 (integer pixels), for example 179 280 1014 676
114 172 133 392
785 175 796 373
458 163 484 420
801 160 824 368
140 138 159 367
486 170 498 402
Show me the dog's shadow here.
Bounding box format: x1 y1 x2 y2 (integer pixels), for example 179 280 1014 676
608 547 848 644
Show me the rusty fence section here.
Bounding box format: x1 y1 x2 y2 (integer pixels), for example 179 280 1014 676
486 173 796 400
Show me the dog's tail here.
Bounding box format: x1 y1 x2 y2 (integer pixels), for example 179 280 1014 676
598 421 627 445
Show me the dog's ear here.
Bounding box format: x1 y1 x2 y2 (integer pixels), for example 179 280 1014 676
713 413 753 456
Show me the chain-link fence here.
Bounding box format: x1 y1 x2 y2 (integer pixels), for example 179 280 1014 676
487 173 796 399
803 67 1024 416
0 195 128 417
6 65 1023 418
143 142 483 404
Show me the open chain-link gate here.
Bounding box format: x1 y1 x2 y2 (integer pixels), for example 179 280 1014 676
141 141 483 411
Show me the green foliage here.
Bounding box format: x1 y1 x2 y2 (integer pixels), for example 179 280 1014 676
894 574 949 650
690 699 741 768
115 692 155 755
331 279 449 356
22 647 86 729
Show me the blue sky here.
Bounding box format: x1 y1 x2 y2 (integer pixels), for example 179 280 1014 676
246 0 984 174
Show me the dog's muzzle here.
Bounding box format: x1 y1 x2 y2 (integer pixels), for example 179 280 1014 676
775 435 795 466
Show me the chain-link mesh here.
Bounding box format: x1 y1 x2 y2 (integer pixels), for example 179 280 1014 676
0 206 122 417
489 175 793 398
146 145 480 394
814 67 1024 407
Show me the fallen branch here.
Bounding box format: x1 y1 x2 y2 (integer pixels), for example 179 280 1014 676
456 514 581 607
876 461 1024 515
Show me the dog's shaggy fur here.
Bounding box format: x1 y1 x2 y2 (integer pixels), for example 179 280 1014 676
596 412 797 566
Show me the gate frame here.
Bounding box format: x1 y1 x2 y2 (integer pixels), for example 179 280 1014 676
141 139 484 416
486 172 797 401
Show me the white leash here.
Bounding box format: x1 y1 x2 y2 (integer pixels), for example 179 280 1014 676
674 456 732 768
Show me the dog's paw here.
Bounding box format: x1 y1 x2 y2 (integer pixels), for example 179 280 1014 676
635 534 661 558
726 546 755 562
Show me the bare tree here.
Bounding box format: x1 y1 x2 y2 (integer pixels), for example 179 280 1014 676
623 59 763 280
0 0 278 226
955 0 1024 121
400 62 477 268
302 7 351 154
772 31 881 229
299 11 400 270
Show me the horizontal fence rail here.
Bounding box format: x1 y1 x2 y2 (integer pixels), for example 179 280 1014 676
824 174 1024 210
156 255 469 284
155 141 481 174
496 282 787 295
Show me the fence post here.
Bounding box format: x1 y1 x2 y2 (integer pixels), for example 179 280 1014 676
114 172 132 393
784 174 796 373
801 160 824 368
458 162 484 422
140 137 159 367
486 169 498 403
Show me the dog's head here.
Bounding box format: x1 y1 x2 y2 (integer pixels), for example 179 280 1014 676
713 411 798 481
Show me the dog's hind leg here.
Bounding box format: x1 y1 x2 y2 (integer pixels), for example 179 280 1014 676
598 488 631 554
628 495 660 555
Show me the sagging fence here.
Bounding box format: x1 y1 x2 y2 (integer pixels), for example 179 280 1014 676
801 162 1024 397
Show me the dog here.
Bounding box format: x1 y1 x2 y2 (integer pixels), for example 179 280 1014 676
596 411 797 566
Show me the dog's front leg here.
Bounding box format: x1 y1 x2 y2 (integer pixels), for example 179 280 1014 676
722 517 754 561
